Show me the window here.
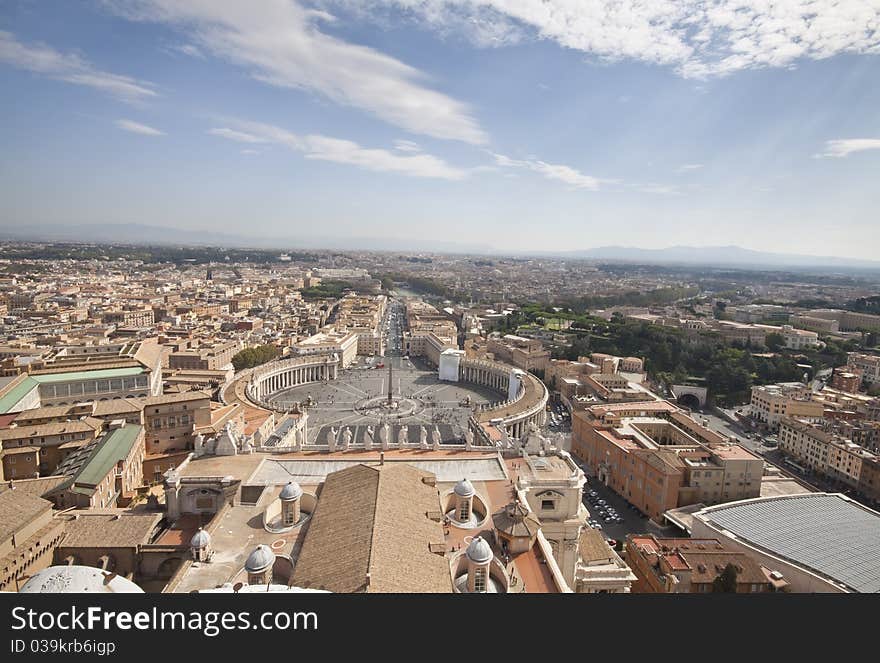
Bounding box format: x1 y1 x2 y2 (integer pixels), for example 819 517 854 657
473 568 487 592
541 499 554 510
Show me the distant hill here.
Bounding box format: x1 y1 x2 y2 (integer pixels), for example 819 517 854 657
0 223 491 254
560 245 880 270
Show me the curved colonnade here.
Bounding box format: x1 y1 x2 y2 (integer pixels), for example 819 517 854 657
245 355 339 409
237 352 547 446
459 358 548 440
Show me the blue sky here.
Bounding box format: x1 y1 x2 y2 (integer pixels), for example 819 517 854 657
1 0 879 258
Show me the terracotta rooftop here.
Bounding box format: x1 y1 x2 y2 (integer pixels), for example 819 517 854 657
291 463 452 593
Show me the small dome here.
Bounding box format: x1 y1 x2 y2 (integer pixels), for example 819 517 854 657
279 481 303 501
466 536 493 564
244 544 275 573
190 527 211 549
20 566 143 594
454 478 475 497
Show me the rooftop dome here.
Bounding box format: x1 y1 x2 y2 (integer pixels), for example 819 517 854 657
20 566 143 594
279 481 303 501
466 536 493 564
454 478 475 498
190 527 211 549
245 544 275 574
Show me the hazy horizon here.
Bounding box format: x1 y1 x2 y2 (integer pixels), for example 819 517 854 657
2 1 879 259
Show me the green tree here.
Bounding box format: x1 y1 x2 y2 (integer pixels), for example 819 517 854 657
765 333 785 352
712 563 740 593
232 344 280 371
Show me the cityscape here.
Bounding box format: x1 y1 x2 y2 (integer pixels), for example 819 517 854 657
0 245 878 595
1 0 879 611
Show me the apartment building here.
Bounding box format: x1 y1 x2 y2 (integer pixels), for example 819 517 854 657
847 353 880 385
141 391 212 455
779 417 879 502
0 417 104 479
571 402 762 520
168 340 239 371
102 308 155 328
749 383 824 431
486 334 551 373
625 535 780 593
810 309 880 332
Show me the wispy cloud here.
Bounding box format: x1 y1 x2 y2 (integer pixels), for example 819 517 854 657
325 1 880 78
493 153 605 190
0 30 157 102
104 1 487 144
636 184 679 195
675 163 704 173
210 120 470 180
814 139 880 159
170 43 205 59
116 119 165 135
394 139 422 153
207 127 268 144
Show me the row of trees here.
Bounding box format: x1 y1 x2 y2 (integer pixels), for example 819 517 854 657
231 344 280 371
517 311 856 405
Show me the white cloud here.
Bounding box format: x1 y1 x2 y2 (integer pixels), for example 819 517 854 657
104 0 487 144
324 1 880 78
493 152 604 190
207 127 269 144
116 119 165 135
0 30 157 101
173 43 205 59
675 163 704 173
815 138 880 158
210 120 469 180
394 139 422 152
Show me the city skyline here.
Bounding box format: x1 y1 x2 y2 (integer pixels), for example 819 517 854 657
2 1 880 259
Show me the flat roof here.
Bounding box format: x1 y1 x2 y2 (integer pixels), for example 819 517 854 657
31 367 145 384
249 455 508 486
699 493 880 593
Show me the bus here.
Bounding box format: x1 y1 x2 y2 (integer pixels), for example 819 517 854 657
784 458 808 475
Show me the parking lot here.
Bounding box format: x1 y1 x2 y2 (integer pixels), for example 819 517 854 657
547 399 571 434
573 460 679 546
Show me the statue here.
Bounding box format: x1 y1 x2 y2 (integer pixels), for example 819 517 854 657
397 425 408 448
431 425 442 451
419 425 428 450
293 427 303 452
364 425 374 450
465 429 474 451
327 426 338 452
380 421 390 450
341 426 352 451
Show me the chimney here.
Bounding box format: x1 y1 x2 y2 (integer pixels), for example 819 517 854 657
379 451 385 466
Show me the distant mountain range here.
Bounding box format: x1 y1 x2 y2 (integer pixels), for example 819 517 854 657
0 224 875 271
553 245 880 270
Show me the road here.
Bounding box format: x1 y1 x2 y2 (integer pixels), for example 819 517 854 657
570 458 680 544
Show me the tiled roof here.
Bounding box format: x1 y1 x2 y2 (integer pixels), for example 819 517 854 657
0 489 52 541
291 463 452 593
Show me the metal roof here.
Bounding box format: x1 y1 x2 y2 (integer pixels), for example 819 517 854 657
31 366 145 384
69 424 144 489
0 376 38 413
703 494 880 593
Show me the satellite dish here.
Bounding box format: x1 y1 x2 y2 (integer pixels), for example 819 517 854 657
233 582 243 594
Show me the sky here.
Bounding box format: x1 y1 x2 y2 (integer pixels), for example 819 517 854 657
1 0 879 258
